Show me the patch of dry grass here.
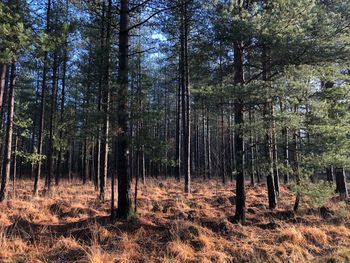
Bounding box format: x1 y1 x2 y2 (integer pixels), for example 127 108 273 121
0 178 349 262
278 227 305 245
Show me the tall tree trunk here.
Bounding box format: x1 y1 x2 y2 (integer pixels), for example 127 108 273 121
68 141 73 181
30 119 36 180
12 136 18 198
83 139 88 184
181 0 191 193
0 65 8 176
272 105 280 194
34 0 51 196
221 107 226 184
116 0 132 219
293 125 302 212
175 71 181 181
46 53 58 193
99 0 109 201
0 64 7 127
56 34 68 185
206 111 211 179
0 61 16 202
227 114 234 181
282 127 289 184
263 47 277 209
136 47 145 184
233 40 245 224
249 108 255 187
202 108 207 179
95 2 106 193
164 74 169 179
266 110 277 209
104 0 112 213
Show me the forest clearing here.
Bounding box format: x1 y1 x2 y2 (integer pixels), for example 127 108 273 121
0 179 349 263
1 0 350 262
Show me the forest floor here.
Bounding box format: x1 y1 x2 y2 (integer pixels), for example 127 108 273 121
0 178 349 263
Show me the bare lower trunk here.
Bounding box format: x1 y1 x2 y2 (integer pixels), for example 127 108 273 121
335 167 348 200
0 61 16 202
233 40 245 224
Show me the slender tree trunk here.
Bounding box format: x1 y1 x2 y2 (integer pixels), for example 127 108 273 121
164 75 168 179
249 108 255 187
293 126 302 212
0 64 7 126
206 111 211 179
134 152 139 213
137 50 145 185
0 61 16 202
116 0 132 219
180 0 191 193
46 53 58 193
175 72 181 181
255 125 261 184
56 37 68 185
12 136 18 198
202 108 207 179
68 142 73 181
34 0 51 196
227 114 234 181
0 65 8 176
233 40 245 224
141 145 145 184
263 47 277 209
272 104 280 194
83 139 88 184
100 0 111 201
221 107 226 184
30 119 36 180
95 1 105 193
101 48 111 198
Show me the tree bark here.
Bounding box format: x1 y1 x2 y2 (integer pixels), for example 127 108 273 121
233 40 245 224
282 127 289 184
326 166 334 183
0 61 16 202
335 167 348 199
34 0 51 196
206 111 211 179
12 136 18 198
263 46 277 209
46 52 58 193
180 0 191 193
103 0 112 215
249 108 255 187
116 0 132 219
175 70 181 181
293 127 302 212
0 64 7 127
56 33 68 186
272 105 280 194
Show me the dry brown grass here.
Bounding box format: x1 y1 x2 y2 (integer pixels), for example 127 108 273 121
0 178 349 262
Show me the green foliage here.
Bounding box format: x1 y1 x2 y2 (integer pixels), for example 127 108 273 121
292 180 335 207
0 2 30 62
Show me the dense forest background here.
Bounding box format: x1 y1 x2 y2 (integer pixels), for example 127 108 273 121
0 0 350 261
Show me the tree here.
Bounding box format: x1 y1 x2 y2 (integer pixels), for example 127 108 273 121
0 61 16 201
33 0 51 196
116 0 132 219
